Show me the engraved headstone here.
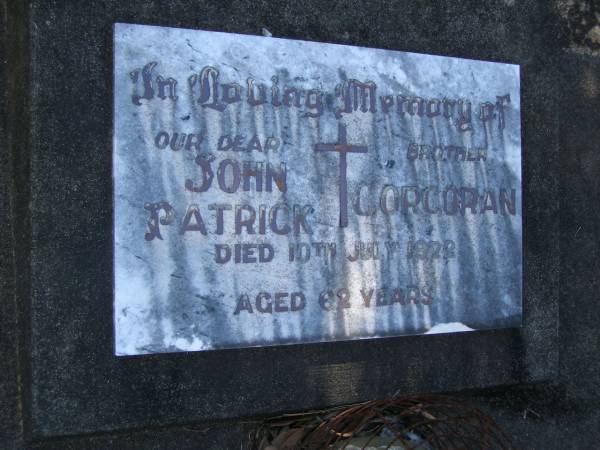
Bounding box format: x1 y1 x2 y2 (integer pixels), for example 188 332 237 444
113 23 522 355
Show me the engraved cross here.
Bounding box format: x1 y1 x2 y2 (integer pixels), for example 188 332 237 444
314 123 368 228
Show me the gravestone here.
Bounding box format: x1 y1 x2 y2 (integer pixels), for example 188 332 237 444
2 0 561 445
114 24 522 355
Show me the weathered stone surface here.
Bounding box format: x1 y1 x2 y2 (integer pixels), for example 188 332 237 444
2 0 567 444
114 24 522 355
558 52 600 403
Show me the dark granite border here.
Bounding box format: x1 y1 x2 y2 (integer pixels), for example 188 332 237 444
2 0 31 447
15 0 560 438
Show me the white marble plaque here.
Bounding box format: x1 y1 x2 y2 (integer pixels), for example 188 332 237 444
114 23 522 355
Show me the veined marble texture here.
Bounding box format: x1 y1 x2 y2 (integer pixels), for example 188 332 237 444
113 23 522 355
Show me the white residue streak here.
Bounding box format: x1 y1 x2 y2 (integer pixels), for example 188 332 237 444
425 322 474 334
